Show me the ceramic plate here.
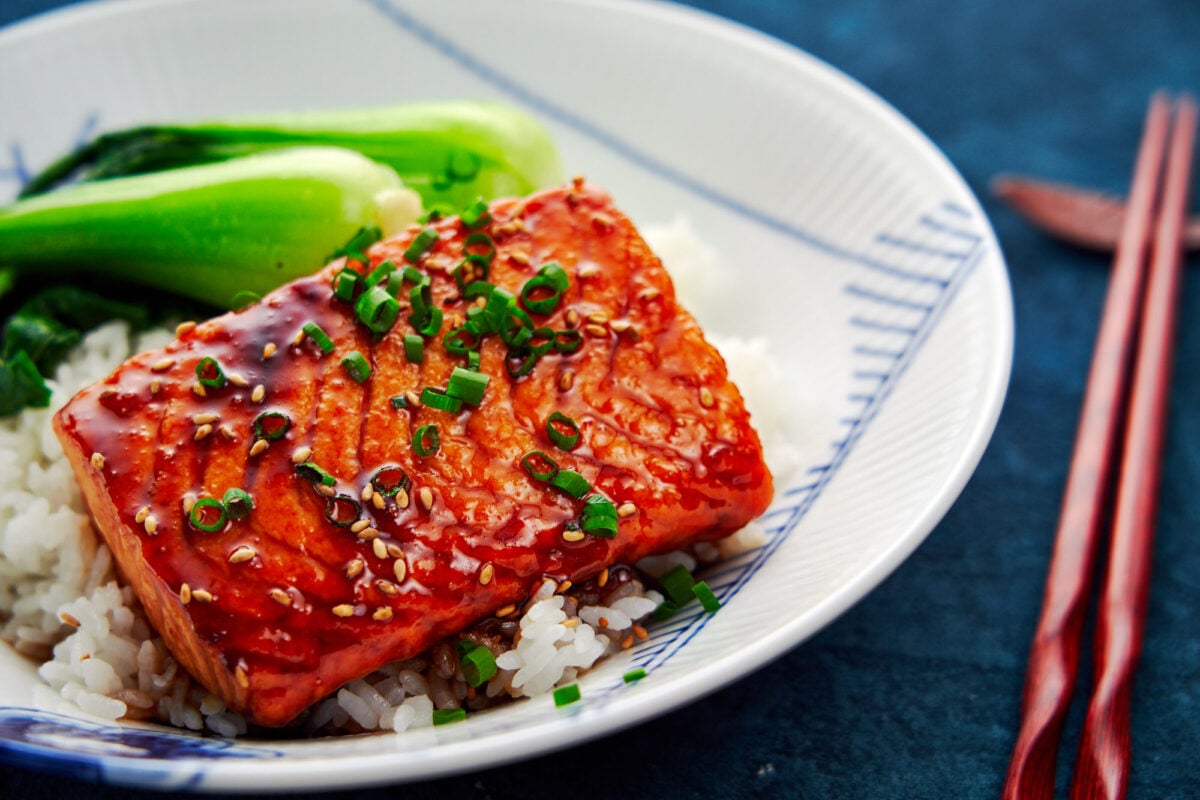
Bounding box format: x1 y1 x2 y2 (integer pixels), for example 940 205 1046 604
0 0 1012 791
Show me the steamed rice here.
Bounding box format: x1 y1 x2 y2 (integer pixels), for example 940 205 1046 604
0 219 796 736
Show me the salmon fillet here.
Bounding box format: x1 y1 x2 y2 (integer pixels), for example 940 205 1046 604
52 183 773 727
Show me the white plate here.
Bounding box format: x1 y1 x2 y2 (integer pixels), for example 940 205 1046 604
0 0 1012 791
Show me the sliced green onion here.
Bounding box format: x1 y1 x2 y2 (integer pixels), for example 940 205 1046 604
195 356 226 389
403 265 427 286
538 262 569 291
652 599 679 622
324 494 360 527
459 643 497 687
659 564 697 607
554 329 583 354
432 708 466 726
443 326 480 356
403 333 424 363
692 581 720 613
553 684 581 707
550 469 590 499
460 198 492 229
413 424 440 456
420 387 463 413
385 269 406 298
581 494 618 520
411 306 444 337
341 350 371 383
453 254 491 292
623 668 647 684
332 268 362 303
230 290 260 310
302 321 335 355
521 450 559 482
462 232 495 263
581 515 618 538
520 274 564 315
505 346 541 379
403 227 440 263
364 259 397 289
355 285 400 334
546 411 580 450
371 465 411 496
483 286 516 326
295 461 337 487
188 497 226 533
446 366 490 406
463 280 495 302
390 395 409 410
467 350 481 371
447 150 481 181
332 225 382 264
253 411 291 441
222 487 254 521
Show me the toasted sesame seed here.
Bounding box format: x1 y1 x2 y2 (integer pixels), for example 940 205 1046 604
235 664 250 688
699 387 716 408
345 558 365 579
251 384 266 404
474 296 488 308
508 250 530 266
621 635 635 650
143 515 158 535
179 583 192 604
393 559 407 583
585 323 608 338
291 446 312 464
332 604 356 617
249 439 269 457
610 319 632 333
372 538 388 560
419 487 433 511
150 357 176 372
578 263 600 278
175 321 197 337
219 424 238 441
495 604 517 618
563 617 581 629
598 567 610 588
373 607 394 622
562 529 585 543
556 580 573 594
558 369 575 392
182 494 196 514
90 452 105 471
191 381 207 398
292 329 306 346
564 309 580 328
405 390 421 407
194 424 214 441
395 487 410 509
386 544 404 559
315 483 336 498
640 288 661 301
371 492 385 510
356 527 379 540
633 624 649 640
269 588 292 606
60 612 81 628
361 483 375 502
349 518 370 533
478 563 495 585
227 371 249 387
191 588 213 603
375 580 399 597
229 546 256 564
617 502 637 518
586 312 609 325
262 342 277 360
149 379 162 395
134 506 150 524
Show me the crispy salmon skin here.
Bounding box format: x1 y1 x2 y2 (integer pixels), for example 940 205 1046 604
53 183 773 727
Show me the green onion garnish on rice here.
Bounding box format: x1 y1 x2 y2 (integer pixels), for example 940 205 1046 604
432 707 467 726
553 684 581 707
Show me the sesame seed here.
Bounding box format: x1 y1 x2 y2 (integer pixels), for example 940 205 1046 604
361 483 375 502
585 323 608 338
292 329 306 346
150 357 176 372
373 607 393 622
315 483 336 498
598 567 610 588
640 288 661 301
508 250 530 266
349 518 370 533
395 487 410 509
143 515 158 535
179 583 192 604
495 604 517 618
134 506 150 524
251 384 266 404
332 604 356 617
60 612 81 628
372 538 388 560
249 439 269 457
393 559 407 583
617 502 637 518
633 624 649 640
478 563 495 585
419 487 433 511
191 588 213 603
345 558 365 579
610 319 632 333
229 546 256 564
268 588 292 606
563 617 581 629
586 312 610 325
556 580 573 594
291 446 312 464
386 544 404 559
699 387 716 408
578 263 600 278
193 424 213 441
564 309 580 329
592 213 614 232
405 390 421 408
227 372 249 387
562 529 585 543
262 342 277 360
356 527 379 540
558 369 575 392
149 380 162 395
191 382 207 398
182 494 196 514
175 321 197 336
375 580 399 597
621 635 635 650
371 492 385 510
235 665 250 689
219 424 238 441
90 452 105 471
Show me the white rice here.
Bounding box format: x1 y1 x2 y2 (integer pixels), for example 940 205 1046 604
0 219 791 736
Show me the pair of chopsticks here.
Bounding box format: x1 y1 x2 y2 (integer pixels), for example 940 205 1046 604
1002 93 1197 800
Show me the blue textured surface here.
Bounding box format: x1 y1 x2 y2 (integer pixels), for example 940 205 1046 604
2 1 1199 798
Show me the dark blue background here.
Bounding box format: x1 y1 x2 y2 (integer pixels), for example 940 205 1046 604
3 1 1198 797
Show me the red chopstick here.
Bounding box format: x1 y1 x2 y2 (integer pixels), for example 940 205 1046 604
1069 95 1197 800
1000 93 1181 800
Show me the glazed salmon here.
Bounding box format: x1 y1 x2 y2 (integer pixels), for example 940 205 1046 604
53 183 773 727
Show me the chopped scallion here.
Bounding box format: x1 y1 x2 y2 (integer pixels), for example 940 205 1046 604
404 333 424 363
195 356 226 389
413 424 440 456
371 465 411 496
460 198 492 229
432 707 466 726
324 494 360 527
521 450 559 482
659 564 697 607
462 232 495 263
623 668 647 684
546 411 580 451
354 286 400 334
454 254 491 292
553 684 581 707
253 411 291 441
554 329 583 354
332 268 362 303
446 366 489 406
467 350 481 371
295 461 337 487
549 469 590 499
390 395 409 410
420 387 463 413
302 321 335 355
459 643 497 687
581 515 618 538
222 487 254 521
692 580 721 613
364 259 397 289
188 497 226 533
341 350 371 383
230 290 260 310
403 227 439 263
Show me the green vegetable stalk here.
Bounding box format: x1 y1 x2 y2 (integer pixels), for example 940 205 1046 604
0 146 420 309
19 100 564 213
